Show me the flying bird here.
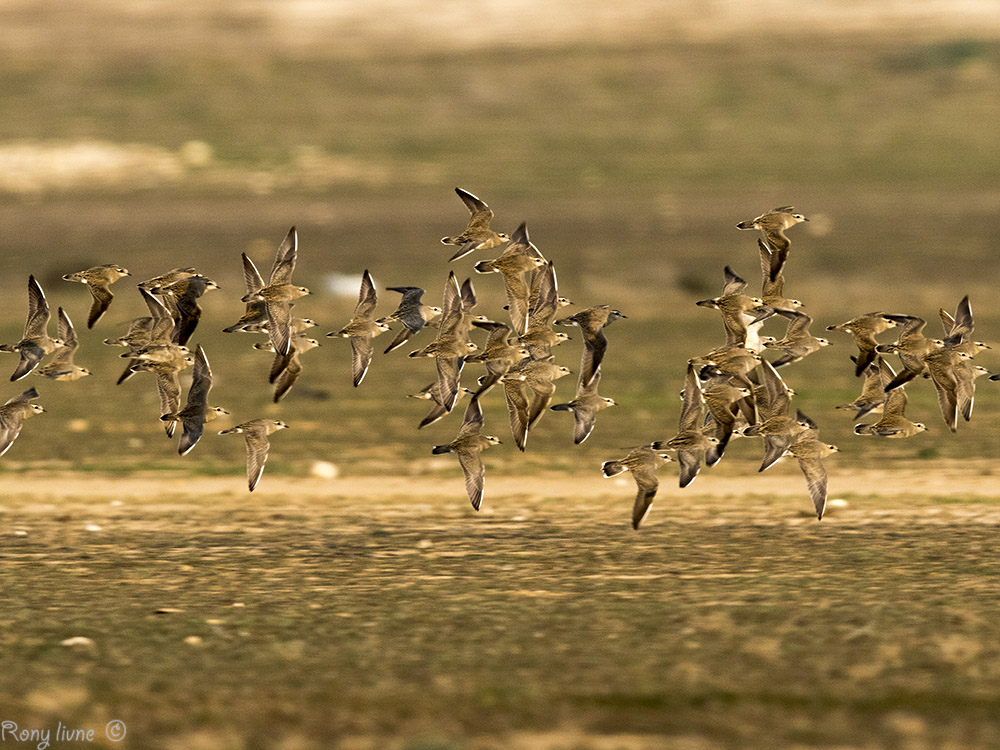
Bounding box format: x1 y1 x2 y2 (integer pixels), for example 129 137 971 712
441 187 509 262
431 397 502 511
218 418 290 492
62 263 131 328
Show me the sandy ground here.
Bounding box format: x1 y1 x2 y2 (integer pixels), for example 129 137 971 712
2 460 998 519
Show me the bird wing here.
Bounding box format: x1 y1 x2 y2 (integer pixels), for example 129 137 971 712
456 396 484 439
796 452 829 519
242 252 265 295
677 363 705 433
456 444 486 511
502 378 530 451
268 227 298 285
245 431 271 492
350 334 374 387
630 463 659 530
24 275 51 338
265 300 293 357
354 269 378 320
86 283 114 329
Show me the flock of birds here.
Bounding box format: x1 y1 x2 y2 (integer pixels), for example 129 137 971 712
0 191 993 526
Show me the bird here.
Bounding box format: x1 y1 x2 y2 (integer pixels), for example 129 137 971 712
923 346 973 432
441 187 509 262
242 227 310 356
160 345 229 455
0 386 45 457
408 273 479 417
466 320 530 397
62 264 131 328
116 287 186 386
159 274 220 346
877 314 942 391
218 418 289 492
740 359 809 472
223 254 268 333
601 443 673 530
695 267 765 349
783 411 839 520
652 362 719 487
826 312 897 377
37 307 90 381
128 352 195 438
138 267 198 294
327 270 391 387
1 276 60 382
254 335 321 402
836 356 893 420
756 239 803 314
474 247 548 335
700 366 753 467
431 397 502 511
381 286 441 354
764 310 830 368
555 305 627 389
736 207 808 271
550 367 618 445
499 357 572 450
519 260 571 360
854 373 927 438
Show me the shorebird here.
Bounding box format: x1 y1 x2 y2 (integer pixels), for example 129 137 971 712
255 335 321 402
0 387 44 456
826 312 897 377
555 305 627 389
138 267 198 294
1 276 60 382
62 263 131 328
242 227 310 356
756 239 802 314
836 356 893 420
877 314 942 391
328 270 391 387
224 254 268 334
116 288 187 384
550 367 618 444
160 345 229 455
652 362 719 487
924 346 974 432
783 411 839 520
466 320 530 397
382 286 442 354
474 247 548 335
37 308 90 381
700 367 753 467
696 268 764 350
764 310 830 368
741 359 809 472
601 443 673 530
736 206 808 271
500 357 572 451
218 418 289 492
408 273 480 418
128 352 195 438
160 274 219 346
431 397 502 511
854 377 927 438
519 261 571 360
441 187 509 262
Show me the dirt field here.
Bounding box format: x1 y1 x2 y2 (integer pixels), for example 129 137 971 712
2 466 1000 749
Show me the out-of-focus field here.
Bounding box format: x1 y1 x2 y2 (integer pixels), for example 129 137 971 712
1 2 1000 748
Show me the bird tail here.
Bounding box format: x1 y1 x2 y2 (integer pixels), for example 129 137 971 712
0 344 16 353
735 220 756 230
160 413 178 422
853 424 872 435
549 402 572 412
431 444 452 455
473 260 494 274
218 426 243 435
601 460 626 478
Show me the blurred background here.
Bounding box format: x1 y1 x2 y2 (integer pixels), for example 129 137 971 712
1 0 999 479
